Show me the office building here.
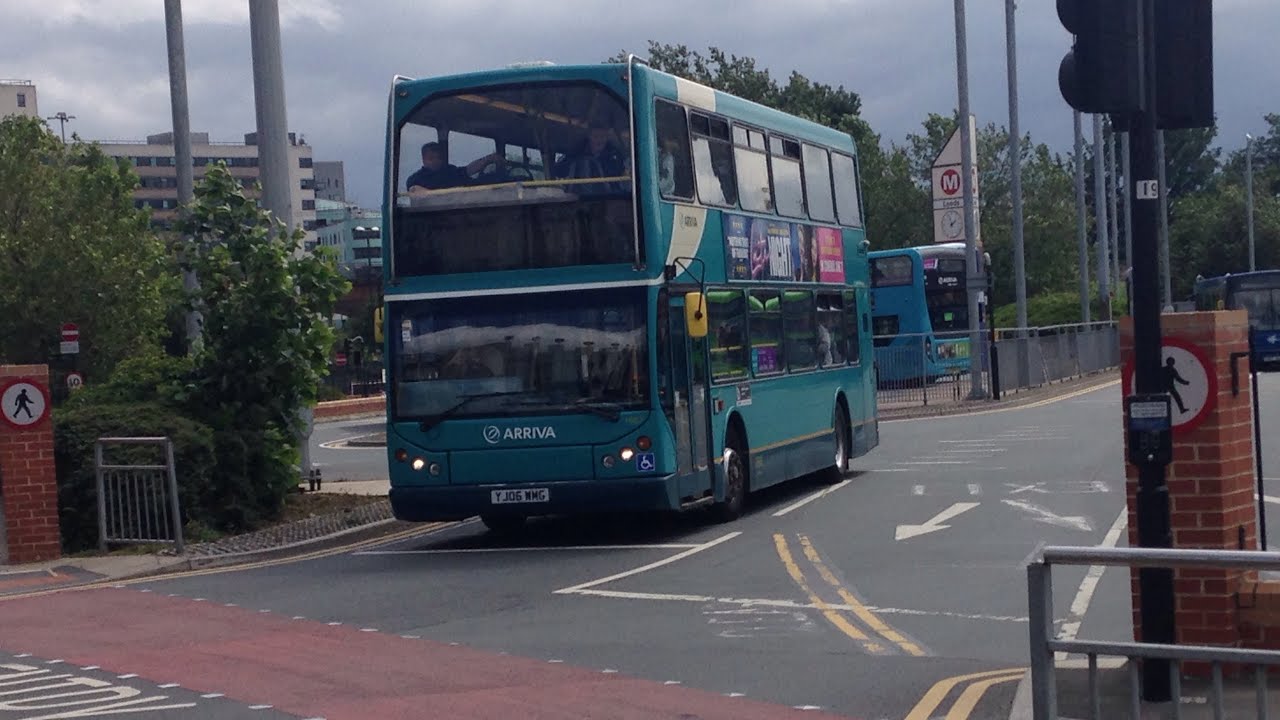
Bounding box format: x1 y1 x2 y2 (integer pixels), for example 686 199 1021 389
0 79 37 118
314 161 346 202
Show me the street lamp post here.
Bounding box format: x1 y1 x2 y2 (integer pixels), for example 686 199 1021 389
1247 133 1256 272
46 112 75 143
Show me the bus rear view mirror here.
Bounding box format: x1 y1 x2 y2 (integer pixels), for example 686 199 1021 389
684 292 708 339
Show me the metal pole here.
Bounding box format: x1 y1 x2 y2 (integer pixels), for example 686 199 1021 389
1075 111 1091 324
954 0 986 399
1123 131 1134 305
1158 131 1173 307
1093 115 1111 320
1132 0 1175 702
1005 0 1030 388
249 0 311 479
1247 134 1256 272
1108 123 1121 295
164 0 201 352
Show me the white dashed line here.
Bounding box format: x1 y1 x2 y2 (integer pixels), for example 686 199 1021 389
45 659 64 665
327 622 342 626
118 673 138 679
15 653 31 658
160 683 181 688
82 665 99 670
293 616 306 620
548 659 564 663
400 634 421 640
250 705 274 710
602 669 618 673
225 603 238 607
259 609 271 614
912 485 925 496
664 680 681 685
360 628 378 632
726 692 745 698
201 693 224 698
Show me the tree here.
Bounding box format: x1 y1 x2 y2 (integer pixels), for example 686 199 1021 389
177 163 349 526
0 115 173 381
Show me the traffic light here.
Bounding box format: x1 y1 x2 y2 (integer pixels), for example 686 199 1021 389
1057 0 1142 115
1153 0 1214 130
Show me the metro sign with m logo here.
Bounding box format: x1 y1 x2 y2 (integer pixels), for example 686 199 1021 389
940 168 961 196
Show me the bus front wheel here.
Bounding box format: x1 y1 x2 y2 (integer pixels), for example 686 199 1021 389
713 438 747 523
822 405 850 484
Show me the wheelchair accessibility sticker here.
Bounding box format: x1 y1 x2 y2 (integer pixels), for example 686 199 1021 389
636 453 656 472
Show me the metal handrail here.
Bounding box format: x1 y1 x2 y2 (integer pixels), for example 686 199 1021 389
1033 543 1280 571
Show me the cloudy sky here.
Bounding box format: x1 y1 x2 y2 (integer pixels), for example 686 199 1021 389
4 0 1275 208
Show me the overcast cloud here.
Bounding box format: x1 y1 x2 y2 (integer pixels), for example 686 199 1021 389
3 0 1276 208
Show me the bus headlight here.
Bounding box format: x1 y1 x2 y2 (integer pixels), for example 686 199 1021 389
412 457 426 471
619 447 635 462
602 455 616 469
428 462 442 476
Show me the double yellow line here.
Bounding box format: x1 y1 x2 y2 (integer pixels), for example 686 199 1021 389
903 668 1025 720
1 520 460 602
772 532 925 656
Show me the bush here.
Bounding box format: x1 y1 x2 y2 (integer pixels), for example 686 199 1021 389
994 287 1131 329
54 402 217 553
63 351 194 410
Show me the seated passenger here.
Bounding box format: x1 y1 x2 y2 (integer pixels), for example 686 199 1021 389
553 127 628 193
406 142 502 192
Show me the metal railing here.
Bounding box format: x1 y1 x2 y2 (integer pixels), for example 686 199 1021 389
994 321 1120 394
1027 544 1280 719
94 437 184 554
872 332 981 409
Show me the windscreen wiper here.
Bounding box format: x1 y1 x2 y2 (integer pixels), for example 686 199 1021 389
418 391 542 432
569 399 623 422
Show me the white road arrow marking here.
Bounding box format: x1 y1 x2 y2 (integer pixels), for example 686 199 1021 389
1002 498 1094 532
895 502 980 540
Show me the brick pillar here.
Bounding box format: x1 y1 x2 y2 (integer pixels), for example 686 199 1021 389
0 365 61 565
1121 311 1257 670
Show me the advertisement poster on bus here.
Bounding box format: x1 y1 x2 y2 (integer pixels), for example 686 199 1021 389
724 214 845 284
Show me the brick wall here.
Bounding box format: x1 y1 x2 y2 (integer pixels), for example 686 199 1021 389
0 365 61 565
1120 312 1258 670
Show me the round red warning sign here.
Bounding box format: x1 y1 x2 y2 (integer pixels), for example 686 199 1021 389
1122 336 1218 435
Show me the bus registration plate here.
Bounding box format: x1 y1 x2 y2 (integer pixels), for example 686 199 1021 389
491 488 550 504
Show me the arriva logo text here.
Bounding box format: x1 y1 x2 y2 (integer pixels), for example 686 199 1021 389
483 425 557 444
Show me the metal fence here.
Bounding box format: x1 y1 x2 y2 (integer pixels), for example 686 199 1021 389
322 360 385 398
1027 544 1280 719
95 437 184 553
872 332 983 409
994 321 1120 395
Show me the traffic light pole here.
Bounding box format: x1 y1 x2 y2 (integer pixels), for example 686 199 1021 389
1130 0 1175 703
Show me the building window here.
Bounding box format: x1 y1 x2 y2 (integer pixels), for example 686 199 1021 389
302 200 315 211
299 157 313 169
300 178 315 190
155 156 174 167
16 93 26 108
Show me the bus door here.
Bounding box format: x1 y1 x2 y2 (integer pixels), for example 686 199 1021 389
668 295 713 497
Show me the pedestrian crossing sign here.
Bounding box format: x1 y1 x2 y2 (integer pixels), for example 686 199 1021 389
1 378 49 430
1121 336 1216 435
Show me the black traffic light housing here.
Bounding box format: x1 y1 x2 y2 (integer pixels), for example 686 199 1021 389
1111 0 1214 132
1057 0 1142 115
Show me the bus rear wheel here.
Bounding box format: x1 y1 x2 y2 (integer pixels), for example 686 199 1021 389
480 514 526 534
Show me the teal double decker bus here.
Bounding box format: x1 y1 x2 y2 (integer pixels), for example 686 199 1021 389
380 58 879 531
1194 270 1280 371
868 243 981 385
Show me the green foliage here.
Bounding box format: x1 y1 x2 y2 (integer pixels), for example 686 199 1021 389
53 402 217 553
63 350 194 409
0 115 174 381
176 163 349 525
994 287 1129 329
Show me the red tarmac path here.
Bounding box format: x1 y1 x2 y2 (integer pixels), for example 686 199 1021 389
0 586 855 719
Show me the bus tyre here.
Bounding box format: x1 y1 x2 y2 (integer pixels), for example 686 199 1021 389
823 406 849 484
480 514 526 534
714 442 746 523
